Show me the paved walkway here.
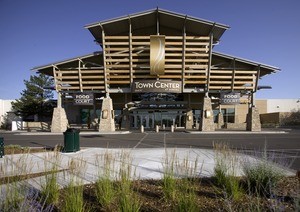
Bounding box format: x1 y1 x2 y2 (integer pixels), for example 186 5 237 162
0 147 295 199
12 128 287 135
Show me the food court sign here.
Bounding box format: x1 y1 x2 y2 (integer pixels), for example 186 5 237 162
220 92 240 105
73 93 94 105
132 80 182 93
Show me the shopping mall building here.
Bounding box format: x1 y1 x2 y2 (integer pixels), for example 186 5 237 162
33 8 279 132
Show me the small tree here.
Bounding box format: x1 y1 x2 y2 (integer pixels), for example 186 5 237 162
12 73 55 121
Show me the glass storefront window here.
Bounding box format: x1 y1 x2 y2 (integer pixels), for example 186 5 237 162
224 108 235 123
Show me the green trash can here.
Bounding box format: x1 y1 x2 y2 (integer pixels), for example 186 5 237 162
63 128 80 152
0 137 4 158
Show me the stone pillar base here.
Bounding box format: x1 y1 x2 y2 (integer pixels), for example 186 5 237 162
185 110 194 130
199 97 215 131
51 107 68 133
246 107 261 131
217 112 224 129
99 97 115 132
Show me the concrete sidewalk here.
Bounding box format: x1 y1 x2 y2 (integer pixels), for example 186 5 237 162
0 147 295 197
10 128 287 136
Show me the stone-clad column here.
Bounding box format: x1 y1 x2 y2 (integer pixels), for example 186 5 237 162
185 110 194 130
99 96 115 132
199 97 215 131
51 108 68 133
217 112 224 129
246 107 261 131
51 93 68 133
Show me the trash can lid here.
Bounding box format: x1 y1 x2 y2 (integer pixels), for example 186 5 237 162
65 128 80 133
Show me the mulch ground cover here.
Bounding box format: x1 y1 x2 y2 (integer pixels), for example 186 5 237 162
2 147 299 211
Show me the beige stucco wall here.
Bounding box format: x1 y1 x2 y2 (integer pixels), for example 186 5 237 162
0 99 14 125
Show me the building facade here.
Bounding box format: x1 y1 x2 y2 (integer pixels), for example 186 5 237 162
33 9 279 132
0 99 13 127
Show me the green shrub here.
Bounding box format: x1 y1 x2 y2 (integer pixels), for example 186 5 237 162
243 161 283 196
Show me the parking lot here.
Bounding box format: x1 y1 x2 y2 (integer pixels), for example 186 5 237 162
1 128 300 171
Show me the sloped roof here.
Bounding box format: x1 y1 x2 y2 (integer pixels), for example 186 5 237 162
32 52 103 75
85 8 230 44
212 52 280 77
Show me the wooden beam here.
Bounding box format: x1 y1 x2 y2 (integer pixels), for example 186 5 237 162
55 70 80 74
81 81 104 84
234 81 254 84
254 65 260 92
107 80 130 84
81 76 105 79
210 76 232 79
105 36 129 39
231 59 236 91
184 80 207 84
59 81 80 84
108 75 130 79
185 36 210 40
182 24 186 93
100 24 108 93
104 42 129 45
206 33 213 94
78 60 83 92
156 7 159 35
129 16 133 85
185 53 208 57
52 66 58 92
185 64 208 69
56 76 79 79
184 75 207 79
81 71 104 74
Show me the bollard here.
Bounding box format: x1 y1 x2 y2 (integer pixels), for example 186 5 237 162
171 125 174 133
140 125 144 133
155 125 159 133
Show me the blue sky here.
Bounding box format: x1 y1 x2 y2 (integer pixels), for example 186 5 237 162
0 0 299 100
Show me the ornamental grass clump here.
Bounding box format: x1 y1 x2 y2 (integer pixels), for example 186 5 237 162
0 150 34 211
243 158 283 197
213 142 244 201
117 150 141 212
95 151 116 210
1 183 25 211
243 143 284 197
61 180 85 212
174 154 200 212
162 149 177 201
40 150 61 205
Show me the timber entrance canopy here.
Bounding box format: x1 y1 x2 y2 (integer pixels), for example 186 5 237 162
33 8 279 94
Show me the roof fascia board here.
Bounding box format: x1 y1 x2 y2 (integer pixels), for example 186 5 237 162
32 52 103 71
85 8 230 30
85 9 155 29
158 8 229 30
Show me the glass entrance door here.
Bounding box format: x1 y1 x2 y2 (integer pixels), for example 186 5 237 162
131 110 183 129
160 112 176 128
